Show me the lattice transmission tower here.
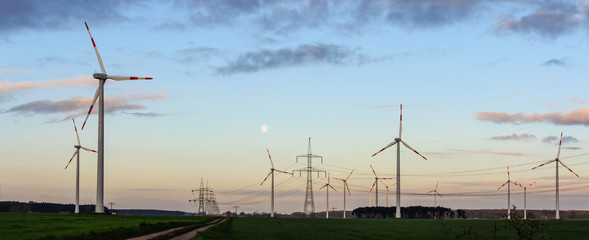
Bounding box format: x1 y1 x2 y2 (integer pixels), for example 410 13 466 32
293 137 326 217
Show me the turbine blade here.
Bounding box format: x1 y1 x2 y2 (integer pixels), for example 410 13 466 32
108 75 153 81
399 104 402 138
400 140 427 160
370 164 377 177
329 185 337 192
497 181 508 190
333 177 345 181
437 192 443 198
507 166 510 180
81 87 99 130
529 182 536 188
345 183 351 196
369 181 376 193
266 148 274 168
80 146 97 153
427 190 435 193
320 184 327 190
275 169 291 175
372 141 397 157
346 169 354 181
436 181 439 189
531 159 556 170
65 150 78 170
85 22 106 74
557 132 563 159
260 171 272 186
559 160 580 178
72 118 80 145
380 177 393 180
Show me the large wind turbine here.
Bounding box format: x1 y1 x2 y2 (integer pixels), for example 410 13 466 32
81 22 153 213
514 181 536 220
497 166 518 219
369 165 391 207
426 181 443 208
319 173 337 219
372 104 427 218
532 132 579 219
260 148 292 217
64 118 96 214
333 169 354 219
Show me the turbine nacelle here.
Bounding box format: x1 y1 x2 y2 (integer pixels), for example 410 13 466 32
394 137 401 142
74 145 81 149
93 73 107 80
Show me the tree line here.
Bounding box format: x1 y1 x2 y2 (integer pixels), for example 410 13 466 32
352 206 467 219
0 201 103 214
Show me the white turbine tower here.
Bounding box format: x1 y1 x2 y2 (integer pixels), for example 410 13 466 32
379 180 395 208
426 181 443 208
497 166 518 219
372 104 427 218
81 22 153 213
531 132 579 220
260 148 292 217
319 173 336 219
333 169 354 219
369 165 392 207
514 181 536 220
64 118 96 214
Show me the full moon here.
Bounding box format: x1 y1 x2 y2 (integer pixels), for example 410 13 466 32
260 124 268 133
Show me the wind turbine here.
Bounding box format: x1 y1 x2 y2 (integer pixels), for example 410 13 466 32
514 181 536 220
369 165 392 207
81 22 152 213
260 148 292 217
497 166 518 219
426 181 443 208
366 192 375 207
333 169 354 219
379 180 395 207
64 118 96 214
319 173 337 219
372 104 427 218
531 132 579 220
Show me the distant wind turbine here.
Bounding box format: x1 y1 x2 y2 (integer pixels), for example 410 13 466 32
532 132 579 220
319 173 336 219
260 148 292 218
81 22 153 213
64 118 96 214
333 169 354 219
426 181 443 208
372 104 427 218
379 180 395 208
369 165 392 207
497 166 518 220
514 181 536 220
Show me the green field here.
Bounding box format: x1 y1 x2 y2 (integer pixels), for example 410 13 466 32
196 217 589 240
0 212 215 240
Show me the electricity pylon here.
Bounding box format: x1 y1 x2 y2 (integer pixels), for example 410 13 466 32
293 137 326 217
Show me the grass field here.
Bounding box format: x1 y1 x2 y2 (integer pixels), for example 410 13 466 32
0 212 216 240
195 217 589 240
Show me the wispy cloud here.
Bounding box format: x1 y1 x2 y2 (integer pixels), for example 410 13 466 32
176 47 221 63
429 148 528 157
542 135 580 145
5 92 167 121
121 111 168 118
488 133 537 141
0 76 95 95
216 43 382 75
0 0 132 35
542 58 567 67
495 1 583 39
475 108 589 126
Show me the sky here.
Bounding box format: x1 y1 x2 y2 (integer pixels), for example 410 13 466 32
2 0 589 215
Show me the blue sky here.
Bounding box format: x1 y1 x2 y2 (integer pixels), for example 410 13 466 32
2 0 589 214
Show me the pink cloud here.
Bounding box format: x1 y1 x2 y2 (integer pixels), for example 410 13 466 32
0 76 95 94
475 108 589 126
488 133 537 141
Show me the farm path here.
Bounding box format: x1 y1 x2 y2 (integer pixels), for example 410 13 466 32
126 217 224 240
169 217 228 240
